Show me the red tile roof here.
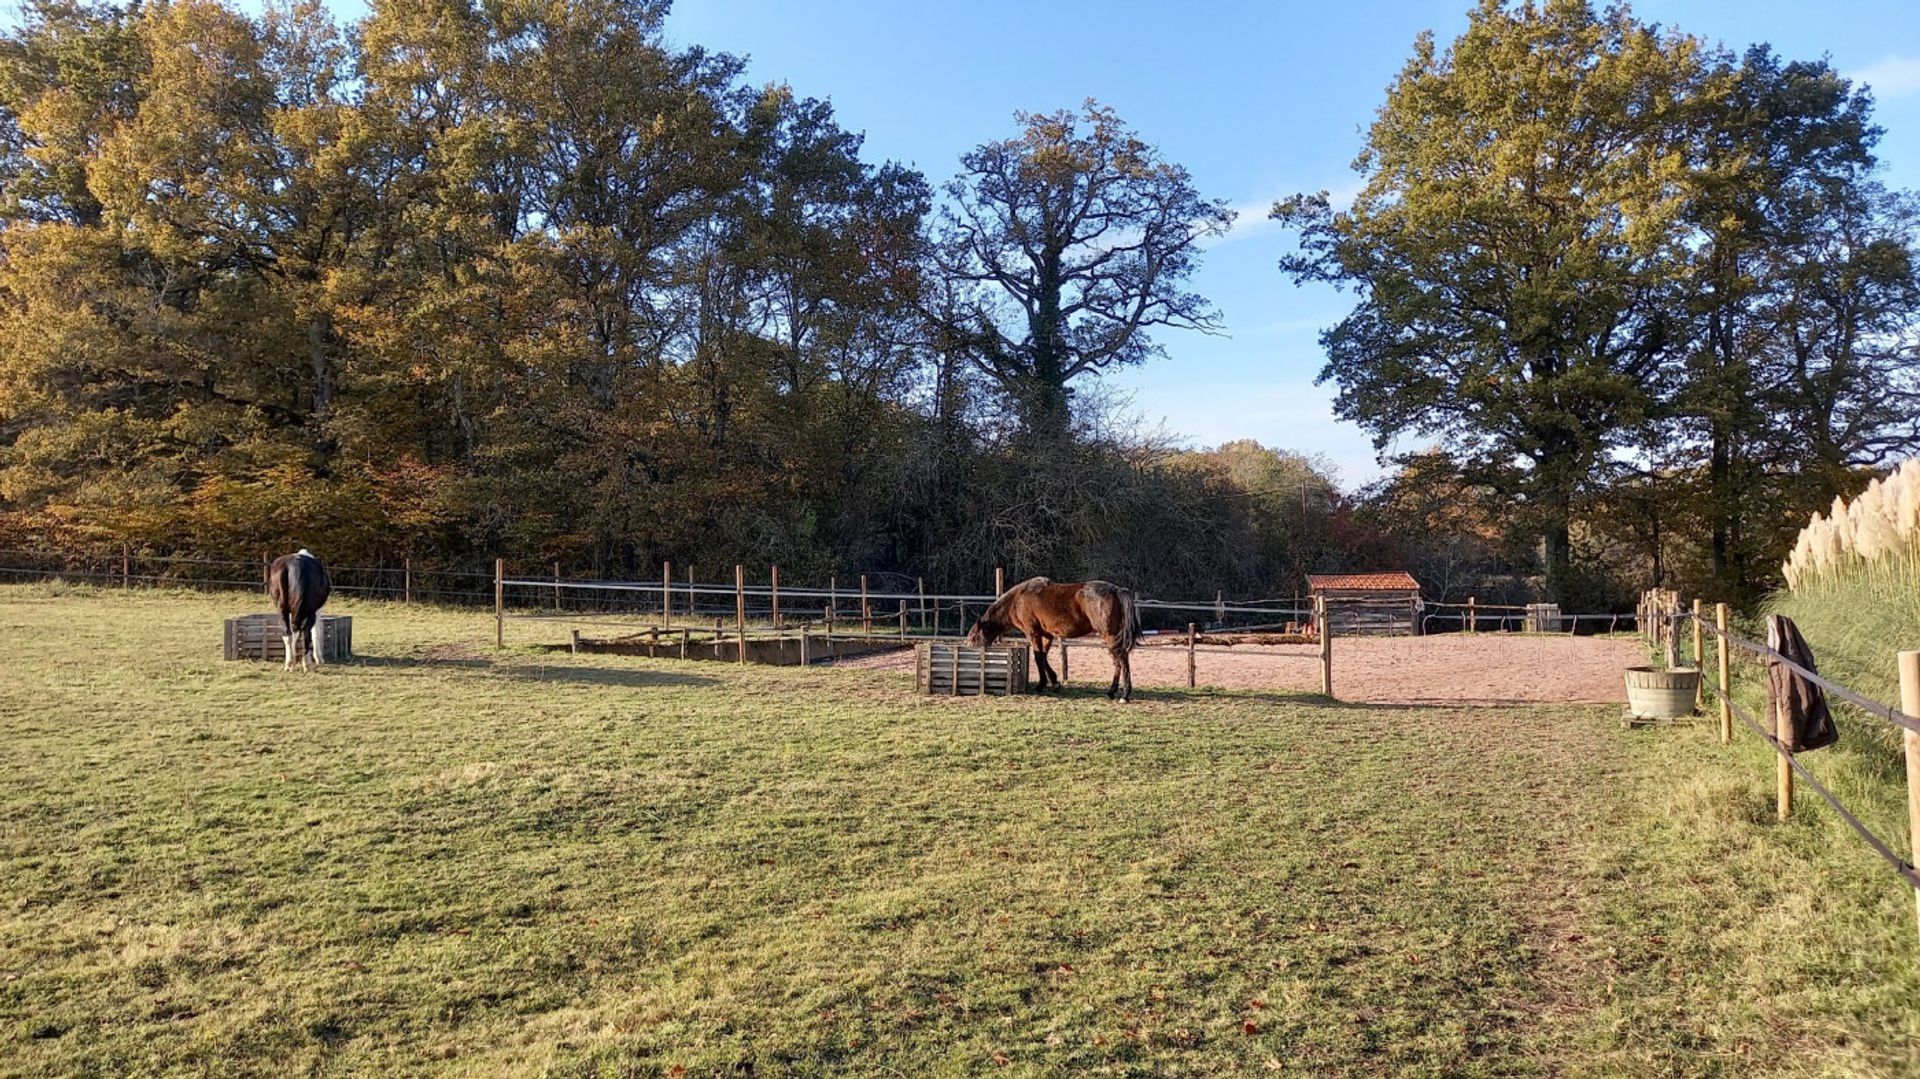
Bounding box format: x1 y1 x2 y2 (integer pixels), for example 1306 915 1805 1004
1306 572 1421 592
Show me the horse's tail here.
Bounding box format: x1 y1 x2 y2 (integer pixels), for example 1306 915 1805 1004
1116 587 1140 654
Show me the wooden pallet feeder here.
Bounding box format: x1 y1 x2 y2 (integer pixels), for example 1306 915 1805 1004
223 613 354 662
915 641 1029 696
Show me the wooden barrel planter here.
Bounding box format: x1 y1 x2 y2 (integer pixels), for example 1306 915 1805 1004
1624 666 1700 719
915 641 1029 696
224 613 354 662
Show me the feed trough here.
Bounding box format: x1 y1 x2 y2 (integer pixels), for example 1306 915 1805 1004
224 613 354 662
915 641 1029 696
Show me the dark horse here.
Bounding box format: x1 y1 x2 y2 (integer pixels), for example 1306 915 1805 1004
966 577 1140 701
267 549 332 671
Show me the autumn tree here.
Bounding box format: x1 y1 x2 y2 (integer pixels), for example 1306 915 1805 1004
936 101 1232 442
1276 0 1706 602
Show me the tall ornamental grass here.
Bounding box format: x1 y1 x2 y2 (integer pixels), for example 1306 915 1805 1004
1781 459 1920 595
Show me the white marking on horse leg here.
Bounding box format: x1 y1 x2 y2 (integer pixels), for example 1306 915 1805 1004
282 634 294 671
310 624 323 668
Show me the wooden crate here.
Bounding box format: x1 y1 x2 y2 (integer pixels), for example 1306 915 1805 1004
915 641 1030 696
224 613 354 662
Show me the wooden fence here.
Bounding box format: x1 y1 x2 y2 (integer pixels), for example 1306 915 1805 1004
1638 588 1920 940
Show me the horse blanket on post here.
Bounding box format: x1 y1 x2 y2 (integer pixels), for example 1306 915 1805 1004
1766 614 1838 753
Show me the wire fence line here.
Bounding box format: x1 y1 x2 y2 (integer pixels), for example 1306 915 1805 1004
4 544 1639 638
1644 597 1920 924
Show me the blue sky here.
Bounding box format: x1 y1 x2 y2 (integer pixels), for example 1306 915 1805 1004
661 1 1920 485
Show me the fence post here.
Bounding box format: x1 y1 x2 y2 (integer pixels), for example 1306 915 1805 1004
771 564 781 629
861 574 871 633
570 628 580 655
825 603 833 635
679 628 688 661
686 565 694 621
494 558 504 649
121 543 130 589
735 564 747 665
918 578 927 632
1716 602 1732 745
995 566 1005 597
662 561 672 627
1318 598 1334 698
553 562 562 610
1899 651 1920 939
1059 638 1069 682
898 599 907 637
1187 622 1197 688
1776 694 1793 823
1216 591 1225 625
800 624 810 667
1692 598 1704 706
1467 595 1476 634
404 556 413 604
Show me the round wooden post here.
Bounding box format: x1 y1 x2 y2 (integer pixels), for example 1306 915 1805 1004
403 556 413 604
1896 650 1920 938
570 628 581 655
771 564 781 629
800 624 810 666
1058 638 1069 681
553 561 562 610
494 558 505 649
735 564 747 665
1215 591 1225 625
1716 602 1732 745
995 566 1005 597
1318 598 1334 697
1467 596 1476 634
1691 598 1704 707
898 599 907 637
662 561 672 626
918 578 927 632
686 564 694 621
121 543 130 588
679 628 688 661
1187 622 1197 688
1776 694 1793 823
860 574 871 633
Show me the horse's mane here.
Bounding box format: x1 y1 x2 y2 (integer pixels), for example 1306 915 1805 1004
982 576 1049 622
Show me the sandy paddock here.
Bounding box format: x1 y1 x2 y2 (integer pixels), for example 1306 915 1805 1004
836 632 1643 704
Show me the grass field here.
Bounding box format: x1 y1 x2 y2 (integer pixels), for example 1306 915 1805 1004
2 583 1918 1076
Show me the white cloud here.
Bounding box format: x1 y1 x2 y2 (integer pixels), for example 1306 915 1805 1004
1849 56 1920 100
1202 180 1364 250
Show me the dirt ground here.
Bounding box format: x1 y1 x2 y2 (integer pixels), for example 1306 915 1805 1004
836 632 1644 704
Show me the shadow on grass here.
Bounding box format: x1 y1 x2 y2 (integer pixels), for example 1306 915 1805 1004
496 665 720 690
347 653 720 689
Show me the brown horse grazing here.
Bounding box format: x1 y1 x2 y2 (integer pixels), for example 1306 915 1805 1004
966 577 1140 701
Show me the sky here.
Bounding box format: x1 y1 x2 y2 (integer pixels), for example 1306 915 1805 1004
656 0 1920 486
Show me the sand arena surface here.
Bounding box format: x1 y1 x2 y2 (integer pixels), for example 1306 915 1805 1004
837 632 1644 704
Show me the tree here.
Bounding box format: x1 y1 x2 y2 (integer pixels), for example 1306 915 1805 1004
936 101 1231 442
1677 47 1919 601
1276 0 1706 602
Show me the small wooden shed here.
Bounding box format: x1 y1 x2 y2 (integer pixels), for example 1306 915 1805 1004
1307 572 1422 637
